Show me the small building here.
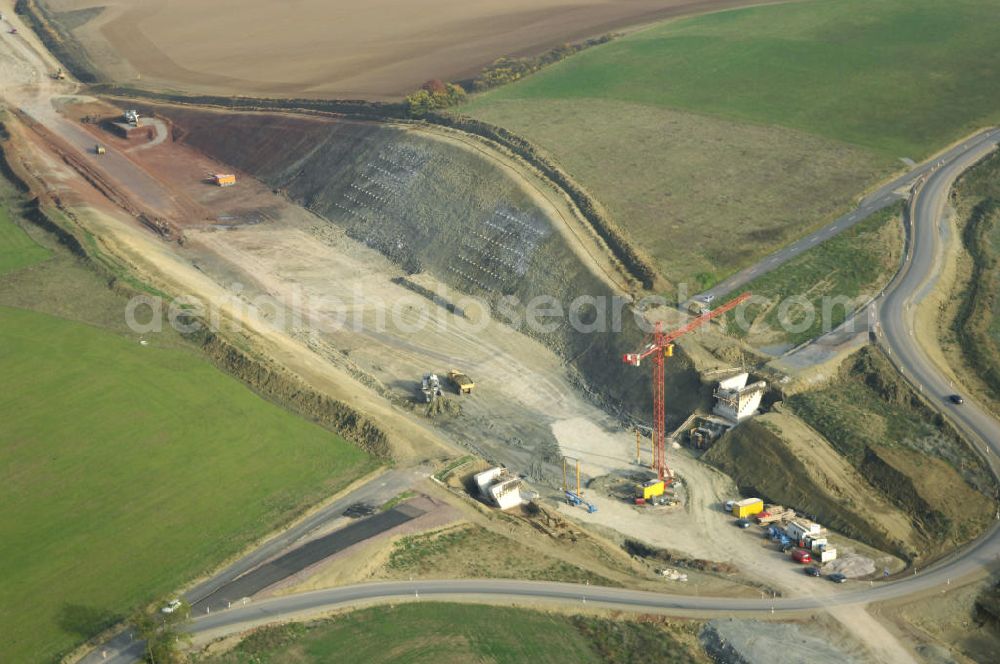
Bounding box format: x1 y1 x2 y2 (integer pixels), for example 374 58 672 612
713 372 767 423
211 173 236 187
473 466 522 510
786 519 822 541
732 497 764 518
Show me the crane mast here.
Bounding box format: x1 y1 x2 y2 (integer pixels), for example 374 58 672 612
623 293 751 482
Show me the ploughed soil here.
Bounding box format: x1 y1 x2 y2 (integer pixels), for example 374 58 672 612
43 0 771 99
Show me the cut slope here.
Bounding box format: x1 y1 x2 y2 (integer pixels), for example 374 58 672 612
163 106 708 424
705 414 920 556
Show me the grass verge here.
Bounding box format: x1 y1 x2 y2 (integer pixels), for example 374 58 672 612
383 525 620 587
951 150 1000 401
723 202 904 348
201 603 707 664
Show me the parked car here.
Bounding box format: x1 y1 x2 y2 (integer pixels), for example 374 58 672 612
828 573 848 583
804 566 822 577
161 599 182 614
949 394 964 405
724 500 735 512
735 518 752 529
780 542 795 553
791 548 812 564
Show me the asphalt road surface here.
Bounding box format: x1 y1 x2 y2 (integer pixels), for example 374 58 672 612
191 503 423 614
694 128 1000 304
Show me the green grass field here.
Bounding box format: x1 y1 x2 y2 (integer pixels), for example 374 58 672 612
0 304 375 662
204 603 706 664
462 0 1000 285
0 198 49 275
724 202 903 347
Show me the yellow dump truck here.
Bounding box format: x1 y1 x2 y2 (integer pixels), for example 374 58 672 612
637 479 665 501
732 497 764 518
448 369 474 395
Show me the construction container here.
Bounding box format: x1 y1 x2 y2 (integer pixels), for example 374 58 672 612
638 479 665 500
819 548 837 563
448 369 474 395
786 519 822 541
731 498 764 518
211 173 237 187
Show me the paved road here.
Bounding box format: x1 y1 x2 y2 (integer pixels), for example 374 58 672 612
694 128 1000 303
78 468 423 664
877 133 1000 467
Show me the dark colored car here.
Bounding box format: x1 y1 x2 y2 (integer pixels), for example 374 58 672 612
949 394 964 405
736 518 752 529
828 573 848 583
780 542 794 553
805 566 822 577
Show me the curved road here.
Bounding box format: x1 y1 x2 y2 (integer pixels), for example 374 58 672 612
86 132 1000 664
695 128 1000 304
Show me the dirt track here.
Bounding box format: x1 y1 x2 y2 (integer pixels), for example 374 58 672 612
45 0 771 99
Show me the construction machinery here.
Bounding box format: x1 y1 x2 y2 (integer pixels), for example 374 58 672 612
94 144 106 155
52 68 66 80
623 292 751 482
565 490 598 513
448 369 474 395
637 479 665 501
421 373 443 403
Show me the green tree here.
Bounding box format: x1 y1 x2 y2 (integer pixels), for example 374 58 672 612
130 599 191 664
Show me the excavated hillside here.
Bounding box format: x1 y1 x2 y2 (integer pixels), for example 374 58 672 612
708 347 995 559
158 105 708 426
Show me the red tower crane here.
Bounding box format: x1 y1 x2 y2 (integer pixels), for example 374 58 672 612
623 293 751 482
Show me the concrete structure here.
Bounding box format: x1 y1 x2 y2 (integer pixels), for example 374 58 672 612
713 372 767 422
473 466 522 510
786 519 822 541
108 119 149 140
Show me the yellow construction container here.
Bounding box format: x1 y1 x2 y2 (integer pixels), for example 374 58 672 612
212 173 236 187
638 479 665 500
732 498 764 518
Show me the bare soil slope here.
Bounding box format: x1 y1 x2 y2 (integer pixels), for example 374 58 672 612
41 0 765 99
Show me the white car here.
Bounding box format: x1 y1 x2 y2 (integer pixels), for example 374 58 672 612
724 500 735 512
161 599 182 614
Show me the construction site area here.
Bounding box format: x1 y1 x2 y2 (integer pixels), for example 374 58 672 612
18 93 988 585
3 28 996 653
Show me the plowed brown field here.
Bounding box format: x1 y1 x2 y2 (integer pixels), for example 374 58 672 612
44 0 767 99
